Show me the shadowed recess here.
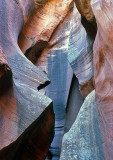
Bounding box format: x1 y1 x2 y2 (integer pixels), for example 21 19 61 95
81 16 97 39
38 80 50 90
25 40 49 64
74 0 97 39
0 64 12 96
25 40 51 90
0 102 55 160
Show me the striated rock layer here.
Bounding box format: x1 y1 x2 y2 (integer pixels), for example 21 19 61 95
24 1 96 158
67 4 95 98
0 0 55 158
61 0 113 159
0 102 54 160
92 0 113 159
18 0 73 53
25 3 74 159
60 90 106 160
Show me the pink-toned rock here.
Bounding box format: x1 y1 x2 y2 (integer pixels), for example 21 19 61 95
18 0 73 53
92 0 113 159
0 0 54 158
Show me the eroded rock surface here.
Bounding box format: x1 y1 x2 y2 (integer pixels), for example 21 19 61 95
61 0 113 159
60 90 106 160
0 0 55 158
68 4 95 98
0 103 54 160
21 1 96 159
92 0 113 159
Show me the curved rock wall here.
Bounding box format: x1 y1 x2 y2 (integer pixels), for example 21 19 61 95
68 4 94 98
18 0 73 53
92 0 113 159
23 1 95 159
25 4 74 159
60 0 113 159
2 0 112 159
0 0 54 158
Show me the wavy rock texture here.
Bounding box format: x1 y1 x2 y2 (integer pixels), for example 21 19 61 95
0 102 54 160
67 4 94 98
61 0 113 160
23 1 96 158
18 0 73 53
0 0 55 158
60 90 106 160
25 3 74 159
92 0 113 159
0 0 103 159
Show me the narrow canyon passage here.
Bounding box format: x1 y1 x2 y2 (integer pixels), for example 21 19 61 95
0 0 113 160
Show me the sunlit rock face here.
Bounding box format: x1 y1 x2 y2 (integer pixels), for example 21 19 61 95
92 0 113 159
0 0 55 158
18 0 73 53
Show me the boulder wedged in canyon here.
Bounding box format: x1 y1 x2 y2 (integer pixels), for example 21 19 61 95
74 0 97 39
0 0 55 157
74 0 95 22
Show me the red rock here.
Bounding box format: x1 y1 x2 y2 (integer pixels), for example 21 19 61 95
18 0 73 53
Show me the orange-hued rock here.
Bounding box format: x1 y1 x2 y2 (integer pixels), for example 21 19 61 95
74 0 95 22
74 0 97 39
92 0 113 159
18 0 73 53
